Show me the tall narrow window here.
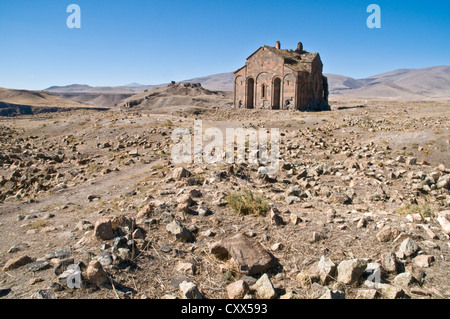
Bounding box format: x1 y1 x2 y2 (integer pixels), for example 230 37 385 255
261 84 266 99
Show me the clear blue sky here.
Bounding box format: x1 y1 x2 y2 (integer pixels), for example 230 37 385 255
0 0 449 90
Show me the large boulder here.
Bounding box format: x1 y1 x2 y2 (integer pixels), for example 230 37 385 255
2 255 35 272
337 259 367 285
93 218 114 241
210 233 275 276
85 260 109 287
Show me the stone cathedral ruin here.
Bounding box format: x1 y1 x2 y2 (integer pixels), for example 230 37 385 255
234 41 329 111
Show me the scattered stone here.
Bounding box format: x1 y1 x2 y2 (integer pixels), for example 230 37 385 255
160 245 172 253
406 157 417 165
309 282 328 299
421 240 440 250
87 194 101 202
0 288 11 298
97 252 113 267
8 243 29 254
393 271 414 287
376 225 400 242
93 218 114 241
357 217 368 229
290 213 300 225
405 265 426 284
319 287 345 299
29 277 44 285
437 210 450 235
420 225 438 240
111 215 135 231
166 220 194 242
2 255 35 272
173 167 191 180
378 283 406 299
406 213 423 223
393 232 410 245
337 259 367 284
45 249 72 260
85 260 109 287
436 176 450 190
76 220 94 232
179 281 203 299
310 231 325 243
177 194 193 213
160 189 176 196
270 243 283 251
381 252 400 273
116 248 132 263
27 260 50 272
296 266 320 287
210 233 275 276
136 204 154 221
413 254 434 268
355 289 378 299
396 238 420 259
129 148 139 157
285 195 301 205
317 255 336 285
200 229 215 237
251 273 277 299
227 280 250 299
33 289 56 299
197 204 209 216
42 212 55 220
269 209 284 226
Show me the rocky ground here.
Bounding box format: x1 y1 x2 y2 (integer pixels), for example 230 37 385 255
0 97 449 299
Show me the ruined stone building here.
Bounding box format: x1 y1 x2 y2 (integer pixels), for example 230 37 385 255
234 41 329 111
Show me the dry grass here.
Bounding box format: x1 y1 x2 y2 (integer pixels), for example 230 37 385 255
29 220 47 230
397 203 433 218
225 189 269 216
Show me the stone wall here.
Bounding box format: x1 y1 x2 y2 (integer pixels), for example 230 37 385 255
234 44 329 111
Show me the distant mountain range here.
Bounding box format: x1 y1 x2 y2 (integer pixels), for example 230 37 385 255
325 66 450 100
1 65 447 114
45 66 450 105
0 87 107 116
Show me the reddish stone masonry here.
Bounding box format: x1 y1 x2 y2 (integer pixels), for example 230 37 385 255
234 41 329 111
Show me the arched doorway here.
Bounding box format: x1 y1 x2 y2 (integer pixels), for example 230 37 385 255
272 77 281 109
246 78 254 109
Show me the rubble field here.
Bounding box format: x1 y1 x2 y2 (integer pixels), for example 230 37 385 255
0 98 449 299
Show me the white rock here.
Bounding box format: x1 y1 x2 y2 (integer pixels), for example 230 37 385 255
337 259 367 284
179 281 203 299
251 273 277 299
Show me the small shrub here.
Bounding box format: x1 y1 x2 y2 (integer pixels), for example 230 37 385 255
397 204 433 218
225 189 269 216
29 220 47 230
